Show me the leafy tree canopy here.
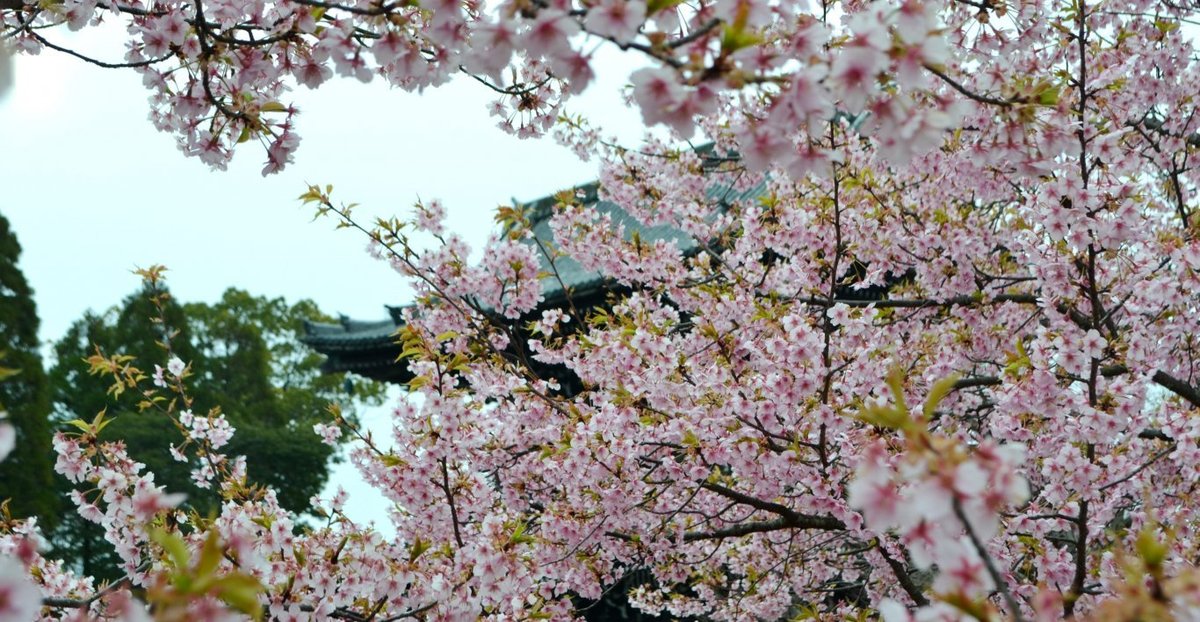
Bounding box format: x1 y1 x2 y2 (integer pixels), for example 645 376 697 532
0 212 56 530
47 281 384 577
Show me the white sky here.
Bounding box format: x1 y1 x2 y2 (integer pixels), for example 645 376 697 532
0 25 648 529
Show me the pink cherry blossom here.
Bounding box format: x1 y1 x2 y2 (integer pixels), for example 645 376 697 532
313 422 343 445
827 45 885 114
584 0 645 44
0 556 40 622
4 0 1200 619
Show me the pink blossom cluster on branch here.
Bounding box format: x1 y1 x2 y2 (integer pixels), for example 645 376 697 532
2 0 1200 620
0 0 1107 174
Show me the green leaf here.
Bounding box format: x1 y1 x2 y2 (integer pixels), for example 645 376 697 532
409 536 431 563
857 403 908 430
379 454 408 467
1153 18 1179 33
721 24 761 52
884 367 908 415
1036 85 1060 106
1136 527 1169 569
213 573 265 620
922 374 961 420
509 521 535 546
194 530 223 584
646 0 682 16
150 528 191 570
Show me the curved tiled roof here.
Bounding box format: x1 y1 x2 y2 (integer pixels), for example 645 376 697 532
303 156 763 383
303 317 399 347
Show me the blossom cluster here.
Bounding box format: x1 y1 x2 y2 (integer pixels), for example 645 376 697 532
0 0 1099 176
1 0 1199 620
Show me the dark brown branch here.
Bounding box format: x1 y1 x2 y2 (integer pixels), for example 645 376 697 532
877 543 930 607
1149 369 1200 408
42 597 90 609
667 17 721 49
207 27 298 46
1137 428 1173 442
297 601 437 621
683 517 802 541
41 563 147 609
953 375 1002 390
605 483 847 543
285 0 400 17
699 482 846 531
924 63 1020 108
796 293 1037 308
1134 116 1200 149
438 458 465 549
1098 443 1177 492
952 0 993 9
95 1 163 16
954 367 1200 411
1095 365 1200 409
609 514 844 543
19 18 169 68
460 69 550 96
952 498 1026 622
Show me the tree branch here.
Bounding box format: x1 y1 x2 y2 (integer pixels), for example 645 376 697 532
953 367 1200 410
877 542 930 607
1134 116 1200 148
952 498 1026 622
21 28 169 68
796 293 1038 309
699 482 846 531
924 63 1020 108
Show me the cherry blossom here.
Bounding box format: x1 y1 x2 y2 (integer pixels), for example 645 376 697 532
2 0 1200 619
165 356 185 378
0 556 40 622
312 422 342 445
582 0 644 45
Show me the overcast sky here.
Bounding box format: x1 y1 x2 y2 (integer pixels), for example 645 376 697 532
0 24 647 528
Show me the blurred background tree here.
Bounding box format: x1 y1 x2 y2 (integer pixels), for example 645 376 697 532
48 284 385 579
0 213 58 531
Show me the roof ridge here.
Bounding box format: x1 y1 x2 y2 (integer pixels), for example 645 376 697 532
504 142 733 235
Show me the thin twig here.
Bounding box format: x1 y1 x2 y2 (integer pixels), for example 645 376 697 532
952 498 1026 622
925 63 1019 108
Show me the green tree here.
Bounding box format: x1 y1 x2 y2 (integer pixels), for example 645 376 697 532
0 213 57 529
183 289 379 511
48 284 382 578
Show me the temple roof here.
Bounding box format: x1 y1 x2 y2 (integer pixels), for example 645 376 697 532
302 170 766 383
302 317 398 349
522 180 766 306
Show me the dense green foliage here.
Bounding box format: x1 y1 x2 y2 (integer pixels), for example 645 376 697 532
48 285 383 577
0 213 57 530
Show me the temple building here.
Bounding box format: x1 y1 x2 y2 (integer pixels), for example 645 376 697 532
301 179 766 384
299 170 893 620
300 179 767 622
